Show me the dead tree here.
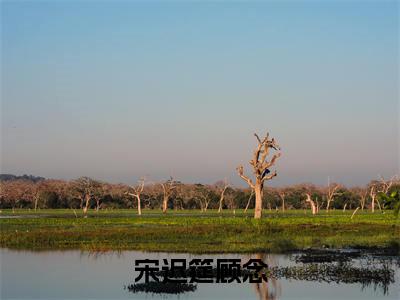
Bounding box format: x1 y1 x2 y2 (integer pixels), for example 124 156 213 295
305 193 317 215
217 179 229 213
194 184 213 212
244 190 255 213
315 197 321 214
71 177 101 218
370 185 377 213
368 176 397 213
237 132 281 219
369 183 384 213
379 175 397 194
127 178 145 216
161 177 176 213
351 207 360 219
278 191 286 212
325 179 340 212
353 187 368 211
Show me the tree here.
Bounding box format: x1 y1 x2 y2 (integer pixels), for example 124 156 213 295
127 177 145 215
161 177 176 213
216 179 229 213
194 184 214 212
94 182 109 211
244 190 255 213
351 187 368 211
368 182 382 213
224 187 237 211
367 176 397 213
380 191 400 217
70 177 101 217
378 175 400 217
305 193 317 215
0 180 34 210
369 184 376 212
237 132 281 219
325 179 340 212
278 191 286 212
378 175 397 196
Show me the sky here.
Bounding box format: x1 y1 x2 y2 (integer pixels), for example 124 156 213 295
1 0 399 187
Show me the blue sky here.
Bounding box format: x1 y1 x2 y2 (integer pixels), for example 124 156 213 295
1 1 398 186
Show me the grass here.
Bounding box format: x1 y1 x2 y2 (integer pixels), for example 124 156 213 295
0 209 399 253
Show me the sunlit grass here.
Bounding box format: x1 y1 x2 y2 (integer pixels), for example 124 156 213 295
1 209 398 253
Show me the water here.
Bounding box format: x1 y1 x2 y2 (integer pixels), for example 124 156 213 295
1 249 399 299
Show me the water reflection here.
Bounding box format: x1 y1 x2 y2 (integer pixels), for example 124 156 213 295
121 251 397 298
253 253 281 300
2 249 399 299
125 282 197 294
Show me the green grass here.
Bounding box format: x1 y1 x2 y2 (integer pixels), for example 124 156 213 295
1 209 399 253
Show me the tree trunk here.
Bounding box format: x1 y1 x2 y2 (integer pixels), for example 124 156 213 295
351 207 360 219
254 181 263 219
326 200 331 212
137 196 142 216
376 198 382 211
244 191 254 213
83 194 90 217
162 196 168 213
306 194 316 215
371 195 375 213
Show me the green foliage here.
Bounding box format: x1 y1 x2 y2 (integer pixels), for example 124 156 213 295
38 190 59 208
380 191 400 217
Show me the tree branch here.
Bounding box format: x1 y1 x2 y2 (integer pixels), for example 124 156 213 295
262 170 277 182
236 166 255 188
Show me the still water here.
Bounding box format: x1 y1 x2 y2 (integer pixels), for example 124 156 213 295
1 249 399 300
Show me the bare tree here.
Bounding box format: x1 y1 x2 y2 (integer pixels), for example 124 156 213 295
305 193 317 215
160 177 176 213
244 190 255 213
194 184 214 212
237 132 281 219
224 188 237 212
315 197 321 213
352 187 368 211
351 207 360 219
217 179 229 213
94 183 109 212
369 181 383 213
325 178 340 212
278 191 286 212
127 177 145 216
70 177 101 217
368 176 397 213
369 185 377 213
379 175 397 194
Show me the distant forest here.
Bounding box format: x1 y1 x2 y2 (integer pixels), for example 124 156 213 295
0 174 399 212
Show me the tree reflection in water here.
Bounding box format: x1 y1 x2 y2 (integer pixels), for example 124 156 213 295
77 250 396 298
252 253 281 300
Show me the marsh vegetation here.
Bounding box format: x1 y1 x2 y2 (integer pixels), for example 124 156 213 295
1 209 398 253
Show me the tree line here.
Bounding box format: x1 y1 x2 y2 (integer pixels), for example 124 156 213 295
1 174 399 216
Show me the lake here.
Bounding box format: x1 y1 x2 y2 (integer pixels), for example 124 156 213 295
1 249 399 299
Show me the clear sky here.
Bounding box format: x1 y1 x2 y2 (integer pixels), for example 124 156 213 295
1 1 398 187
